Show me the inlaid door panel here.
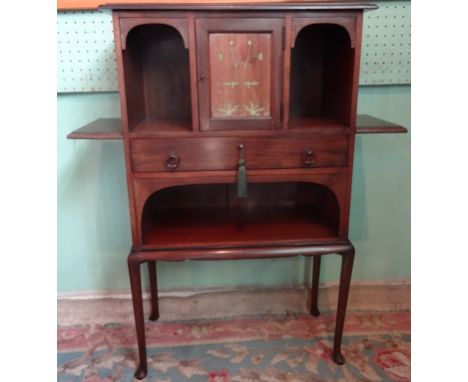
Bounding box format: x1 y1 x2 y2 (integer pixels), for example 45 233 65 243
196 18 284 131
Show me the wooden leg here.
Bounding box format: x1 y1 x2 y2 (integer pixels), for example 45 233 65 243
310 255 321 316
332 246 355 365
148 261 160 321
128 255 147 380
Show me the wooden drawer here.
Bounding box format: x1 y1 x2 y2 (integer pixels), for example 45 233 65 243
130 136 349 172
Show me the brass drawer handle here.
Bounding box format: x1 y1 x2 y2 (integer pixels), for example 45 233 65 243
165 153 180 170
301 149 317 167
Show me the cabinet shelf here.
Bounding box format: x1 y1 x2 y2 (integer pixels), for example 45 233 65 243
142 205 338 250
66 118 123 140
355 115 408 134
140 182 340 249
67 115 407 140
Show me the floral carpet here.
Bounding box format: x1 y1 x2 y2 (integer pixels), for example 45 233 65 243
58 311 410 382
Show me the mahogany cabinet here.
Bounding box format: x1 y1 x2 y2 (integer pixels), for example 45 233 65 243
68 2 407 379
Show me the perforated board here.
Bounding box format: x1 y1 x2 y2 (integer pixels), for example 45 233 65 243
57 10 117 92
360 1 411 84
57 1 410 93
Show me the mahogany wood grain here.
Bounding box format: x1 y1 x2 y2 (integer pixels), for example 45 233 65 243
131 167 347 180
129 125 352 138
282 14 292 129
66 118 123 139
126 240 354 380
130 136 349 172
348 11 362 129
127 255 147 379
132 172 348 247
147 261 159 321
341 11 362 243
357 127 408 134
141 25 192 123
289 22 354 127
332 246 355 364
289 24 324 120
60 1 378 11
310 255 321 316
322 21 355 127
66 115 408 140
142 206 339 249
356 114 408 134
112 12 140 245
131 241 353 262
119 17 189 50
122 23 192 132
188 13 200 132
142 182 340 242
100 3 378 11
291 16 357 48
121 24 145 130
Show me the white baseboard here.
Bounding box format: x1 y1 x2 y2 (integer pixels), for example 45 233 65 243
58 280 410 326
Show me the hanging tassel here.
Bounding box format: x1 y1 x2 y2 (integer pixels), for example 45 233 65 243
237 144 248 198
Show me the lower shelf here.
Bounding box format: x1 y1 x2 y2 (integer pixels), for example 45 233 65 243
142 205 338 249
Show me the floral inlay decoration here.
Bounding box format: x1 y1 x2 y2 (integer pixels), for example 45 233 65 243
209 33 271 118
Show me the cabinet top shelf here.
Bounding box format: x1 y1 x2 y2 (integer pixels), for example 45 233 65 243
67 115 407 140
101 2 378 11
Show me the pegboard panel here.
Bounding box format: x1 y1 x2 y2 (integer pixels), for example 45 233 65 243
57 10 118 92
360 1 411 84
57 1 410 93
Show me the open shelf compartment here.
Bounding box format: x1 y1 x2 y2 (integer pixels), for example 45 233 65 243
289 23 355 129
123 23 192 133
141 182 340 249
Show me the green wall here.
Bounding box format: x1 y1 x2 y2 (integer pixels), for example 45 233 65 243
57 85 410 292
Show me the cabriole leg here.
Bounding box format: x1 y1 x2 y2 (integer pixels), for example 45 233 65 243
332 247 355 365
128 254 147 380
148 261 160 321
310 255 322 316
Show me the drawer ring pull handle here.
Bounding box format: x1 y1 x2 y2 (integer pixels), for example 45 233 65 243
302 149 317 167
165 153 180 170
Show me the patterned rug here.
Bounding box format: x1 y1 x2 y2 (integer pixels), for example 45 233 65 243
58 311 410 382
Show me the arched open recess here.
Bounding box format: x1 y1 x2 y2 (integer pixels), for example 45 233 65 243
289 23 355 129
140 182 341 248
122 23 192 132
291 19 355 49
120 18 189 50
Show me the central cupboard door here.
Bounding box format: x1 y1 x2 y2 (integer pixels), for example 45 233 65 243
196 18 284 131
